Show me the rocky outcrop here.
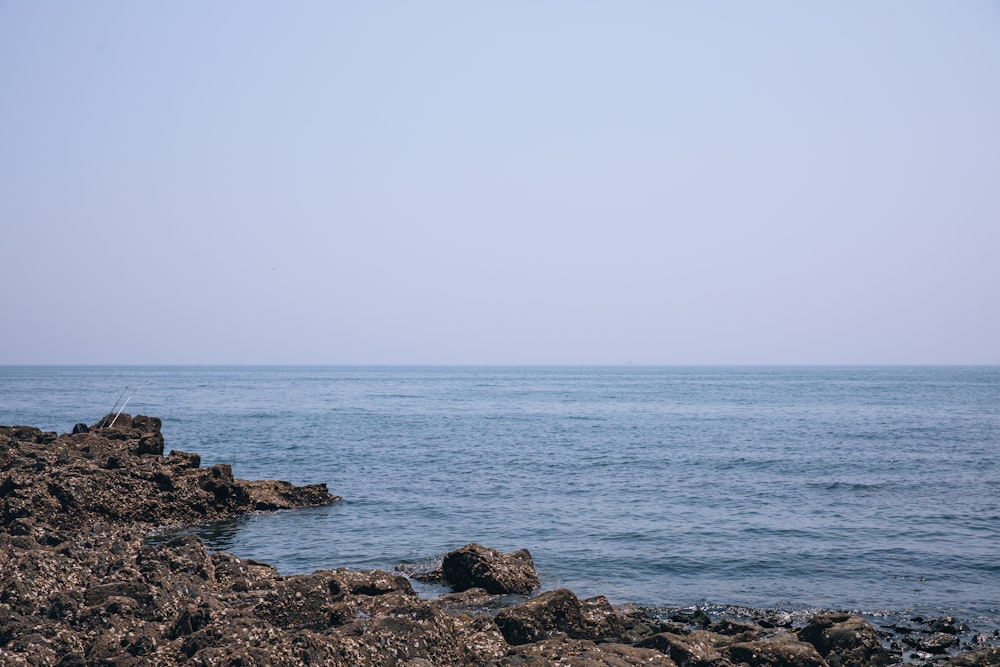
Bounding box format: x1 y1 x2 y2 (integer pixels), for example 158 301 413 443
0 528 506 665
0 416 337 537
1 417 998 666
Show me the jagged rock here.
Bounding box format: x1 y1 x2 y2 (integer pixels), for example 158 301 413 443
798 613 887 667
167 449 201 468
439 542 541 595
0 417 339 534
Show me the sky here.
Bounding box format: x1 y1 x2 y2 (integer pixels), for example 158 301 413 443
2 2 998 365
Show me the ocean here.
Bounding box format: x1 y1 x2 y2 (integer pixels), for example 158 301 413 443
2 366 998 630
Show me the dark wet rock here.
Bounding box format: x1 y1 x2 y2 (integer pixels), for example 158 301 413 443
798 613 887 667
671 609 714 628
929 617 969 636
437 542 541 595
918 633 961 654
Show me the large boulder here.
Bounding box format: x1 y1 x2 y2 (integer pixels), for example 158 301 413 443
494 589 584 645
797 613 887 667
440 543 540 595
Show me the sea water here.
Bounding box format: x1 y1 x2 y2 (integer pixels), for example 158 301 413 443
2 366 998 628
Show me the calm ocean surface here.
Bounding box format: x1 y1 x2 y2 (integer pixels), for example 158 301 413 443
2 366 998 628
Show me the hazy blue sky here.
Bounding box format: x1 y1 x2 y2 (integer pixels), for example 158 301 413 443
2 2 998 365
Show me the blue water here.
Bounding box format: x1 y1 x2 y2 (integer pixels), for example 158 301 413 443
2 366 999 627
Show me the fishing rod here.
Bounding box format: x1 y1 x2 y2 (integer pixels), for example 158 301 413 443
108 385 139 428
100 386 129 429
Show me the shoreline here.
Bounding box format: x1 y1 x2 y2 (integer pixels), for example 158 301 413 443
2 416 997 666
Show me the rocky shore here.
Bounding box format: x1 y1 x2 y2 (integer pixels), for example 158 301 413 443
2 416 998 666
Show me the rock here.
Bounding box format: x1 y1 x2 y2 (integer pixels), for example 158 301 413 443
0 418 339 533
493 588 626 646
439 543 541 595
167 449 201 468
727 633 829 667
919 633 960 654
432 586 505 608
495 588 586 645
929 617 964 635
496 635 679 666
711 619 763 638
580 594 626 640
637 630 731 667
798 613 887 667
943 647 1000 667
242 478 337 511
672 609 714 628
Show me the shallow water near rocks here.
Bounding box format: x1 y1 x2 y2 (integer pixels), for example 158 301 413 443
4 366 999 634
